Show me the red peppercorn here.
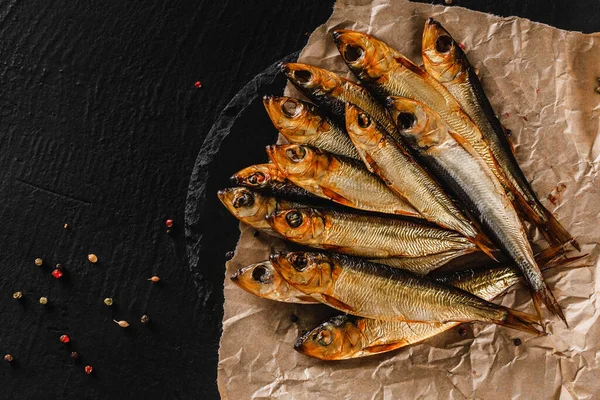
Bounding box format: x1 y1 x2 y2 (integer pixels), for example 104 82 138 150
60 334 70 344
165 219 174 228
194 81 202 89
84 365 93 375
52 269 64 279
458 327 467 337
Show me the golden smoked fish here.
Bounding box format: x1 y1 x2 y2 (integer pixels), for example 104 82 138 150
230 260 319 304
263 95 360 161
386 96 566 324
332 30 512 192
265 207 477 258
270 251 542 334
294 246 573 360
421 18 577 250
230 163 319 201
280 62 399 139
266 144 422 218
217 187 298 234
372 250 473 275
345 102 494 255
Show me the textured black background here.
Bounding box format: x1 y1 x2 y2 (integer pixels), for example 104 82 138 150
0 1 597 399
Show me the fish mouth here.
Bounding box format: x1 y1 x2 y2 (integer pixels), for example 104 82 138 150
217 189 227 201
229 175 241 185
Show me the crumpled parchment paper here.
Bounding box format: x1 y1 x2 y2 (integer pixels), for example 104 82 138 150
217 0 600 398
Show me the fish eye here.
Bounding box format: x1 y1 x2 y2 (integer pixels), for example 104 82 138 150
396 112 416 131
357 112 371 128
232 191 255 208
285 211 304 228
248 172 266 185
344 44 364 63
285 146 307 162
294 69 313 84
317 328 333 346
435 35 453 53
290 253 308 271
251 264 272 283
281 98 302 118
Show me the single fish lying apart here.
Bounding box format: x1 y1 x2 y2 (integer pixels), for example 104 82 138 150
263 95 361 161
271 251 542 334
421 18 577 251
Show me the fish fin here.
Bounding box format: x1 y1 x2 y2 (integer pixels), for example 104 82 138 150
363 341 408 354
357 149 377 174
531 285 568 328
500 124 517 156
500 308 545 336
321 294 355 313
539 211 580 252
534 243 568 266
470 233 499 262
320 187 354 207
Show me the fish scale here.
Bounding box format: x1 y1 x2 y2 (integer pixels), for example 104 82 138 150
323 210 475 258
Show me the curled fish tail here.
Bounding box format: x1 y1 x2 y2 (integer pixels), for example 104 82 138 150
500 308 545 336
531 284 568 328
539 210 580 252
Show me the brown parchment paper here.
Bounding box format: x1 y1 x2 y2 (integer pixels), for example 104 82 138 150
217 1 600 398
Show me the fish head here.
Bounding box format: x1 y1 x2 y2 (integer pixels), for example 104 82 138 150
345 103 384 152
280 63 344 100
230 164 283 190
332 30 397 83
265 208 326 241
230 261 282 298
386 96 445 151
270 251 339 294
262 96 326 143
266 144 328 180
294 315 365 360
421 18 469 83
217 187 276 225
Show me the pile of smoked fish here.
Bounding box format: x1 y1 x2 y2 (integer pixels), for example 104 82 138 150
218 19 583 360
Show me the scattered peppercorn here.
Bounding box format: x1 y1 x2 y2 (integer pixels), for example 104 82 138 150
39 297 48 305
140 315 150 324
55 263 64 271
148 276 160 283
444 0 453 4
84 365 93 375
458 327 467 337
60 335 70 344
194 81 202 89
64 223 69 229
70 351 79 359
104 298 113 306
225 251 235 260
513 338 522 346
12 291 23 300
52 269 64 279
4 354 13 362
165 219 174 228
114 320 129 328
35 258 43 266
88 254 98 263
290 314 299 323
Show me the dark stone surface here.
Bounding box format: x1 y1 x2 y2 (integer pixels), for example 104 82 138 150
0 1 597 399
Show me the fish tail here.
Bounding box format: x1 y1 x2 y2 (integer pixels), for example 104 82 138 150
470 233 498 262
539 210 580 252
531 284 568 328
500 308 545 336
534 243 568 267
